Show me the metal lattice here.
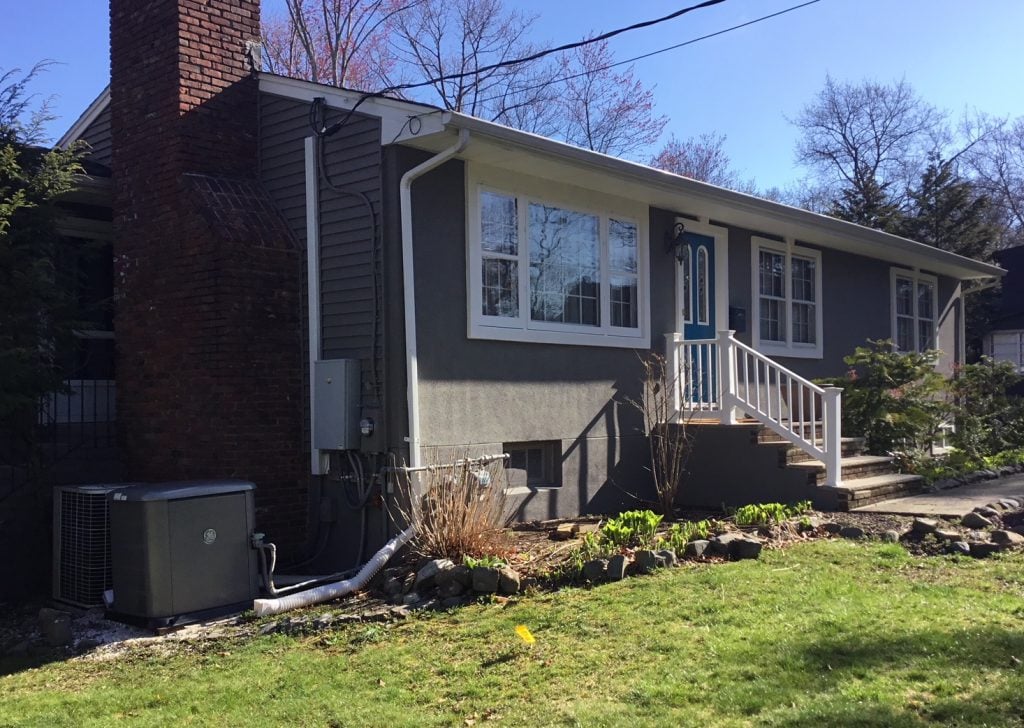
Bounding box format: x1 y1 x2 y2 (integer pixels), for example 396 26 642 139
53 485 122 608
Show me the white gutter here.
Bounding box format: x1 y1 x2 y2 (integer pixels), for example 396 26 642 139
399 128 470 469
305 137 327 475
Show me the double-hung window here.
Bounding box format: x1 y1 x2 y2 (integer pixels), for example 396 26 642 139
470 176 648 347
751 238 823 358
891 269 938 353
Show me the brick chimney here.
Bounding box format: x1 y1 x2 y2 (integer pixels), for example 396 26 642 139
109 0 307 547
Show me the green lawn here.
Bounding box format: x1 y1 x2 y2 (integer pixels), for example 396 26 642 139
4 541 1024 727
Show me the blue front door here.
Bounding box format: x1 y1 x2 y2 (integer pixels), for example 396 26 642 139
680 232 715 402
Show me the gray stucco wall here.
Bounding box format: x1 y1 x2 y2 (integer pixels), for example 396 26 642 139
80 106 112 167
724 225 962 380
382 148 684 518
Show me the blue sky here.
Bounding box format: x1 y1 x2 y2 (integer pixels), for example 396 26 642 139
3 0 1023 189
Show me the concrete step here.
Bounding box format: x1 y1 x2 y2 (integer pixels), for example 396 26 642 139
830 473 926 510
757 437 866 464
788 454 897 486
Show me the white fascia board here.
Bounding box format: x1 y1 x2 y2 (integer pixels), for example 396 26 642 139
258 74 449 145
57 86 110 149
441 114 1005 282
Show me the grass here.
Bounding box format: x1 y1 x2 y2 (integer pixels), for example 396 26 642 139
4 541 1024 727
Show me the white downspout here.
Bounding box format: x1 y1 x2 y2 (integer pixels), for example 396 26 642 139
400 129 470 469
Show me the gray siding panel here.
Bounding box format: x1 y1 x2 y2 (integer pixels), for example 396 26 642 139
258 92 384 424
80 106 112 167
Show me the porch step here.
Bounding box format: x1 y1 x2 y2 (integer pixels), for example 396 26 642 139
788 454 897 486
829 473 926 510
756 436 866 464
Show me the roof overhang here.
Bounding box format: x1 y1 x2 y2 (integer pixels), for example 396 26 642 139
63 74 1005 281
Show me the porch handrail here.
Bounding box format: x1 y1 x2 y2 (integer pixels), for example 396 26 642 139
667 330 843 487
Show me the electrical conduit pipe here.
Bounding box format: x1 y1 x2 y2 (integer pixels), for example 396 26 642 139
251 130 470 617
253 526 415 616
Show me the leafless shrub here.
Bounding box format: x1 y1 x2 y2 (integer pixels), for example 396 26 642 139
625 353 692 516
399 452 513 561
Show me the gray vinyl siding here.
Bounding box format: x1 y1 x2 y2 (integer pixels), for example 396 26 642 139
80 107 112 167
258 92 384 420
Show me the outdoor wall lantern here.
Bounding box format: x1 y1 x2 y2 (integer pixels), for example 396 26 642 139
666 222 688 263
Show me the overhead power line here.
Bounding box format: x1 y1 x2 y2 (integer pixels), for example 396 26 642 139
380 0 730 95
474 0 824 108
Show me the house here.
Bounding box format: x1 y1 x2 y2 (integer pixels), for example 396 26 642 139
984 246 1024 372
51 0 1003 571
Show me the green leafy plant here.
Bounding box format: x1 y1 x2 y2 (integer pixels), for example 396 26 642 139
822 340 950 455
600 510 663 549
733 501 812 527
947 358 1024 459
661 520 711 553
463 554 507 569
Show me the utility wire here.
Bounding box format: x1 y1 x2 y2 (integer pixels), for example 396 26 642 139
474 0 823 109
380 0 730 95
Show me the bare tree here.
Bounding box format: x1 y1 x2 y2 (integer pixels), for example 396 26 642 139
791 76 946 222
964 114 1024 247
558 39 666 158
386 0 559 129
650 132 737 187
262 0 409 90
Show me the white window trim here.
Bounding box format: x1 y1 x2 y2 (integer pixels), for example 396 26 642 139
674 218 729 336
466 164 651 348
890 267 939 353
750 237 824 359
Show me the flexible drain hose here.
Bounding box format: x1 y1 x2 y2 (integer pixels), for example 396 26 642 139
252 526 415 617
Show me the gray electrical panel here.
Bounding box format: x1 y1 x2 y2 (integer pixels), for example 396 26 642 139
313 358 361 451
109 480 258 623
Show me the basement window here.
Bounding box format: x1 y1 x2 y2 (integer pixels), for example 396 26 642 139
504 441 560 489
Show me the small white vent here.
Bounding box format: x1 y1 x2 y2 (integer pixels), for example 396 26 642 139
52 484 125 608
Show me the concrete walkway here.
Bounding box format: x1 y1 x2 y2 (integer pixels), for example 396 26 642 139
853 474 1024 517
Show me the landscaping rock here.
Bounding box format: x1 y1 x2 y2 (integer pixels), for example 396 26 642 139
822 522 843 535
497 567 521 595
839 526 865 540
962 512 994 529
881 530 901 543
471 566 500 594
634 550 659 573
976 506 1001 519
414 558 455 591
684 539 710 558
912 518 939 534
710 532 746 554
949 541 971 556
657 549 678 567
933 477 960 490
438 580 465 598
258 621 279 636
729 536 763 560
607 554 629 580
970 542 1002 558
999 499 1021 510
38 608 72 648
935 529 962 541
582 559 608 582
991 530 1024 547
402 592 423 606
551 523 578 541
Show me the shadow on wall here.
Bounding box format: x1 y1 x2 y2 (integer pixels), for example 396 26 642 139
512 376 657 522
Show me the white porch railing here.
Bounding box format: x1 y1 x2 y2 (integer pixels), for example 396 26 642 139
666 330 844 487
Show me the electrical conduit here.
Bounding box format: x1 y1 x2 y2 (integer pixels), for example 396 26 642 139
251 130 469 617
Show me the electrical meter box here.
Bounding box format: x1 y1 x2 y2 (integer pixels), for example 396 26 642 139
109 480 258 624
313 358 361 451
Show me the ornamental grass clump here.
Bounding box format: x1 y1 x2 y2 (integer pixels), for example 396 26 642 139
401 453 512 562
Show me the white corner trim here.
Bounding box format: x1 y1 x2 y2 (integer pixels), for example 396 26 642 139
466 162 651 349
57 86 110 149
750 236 824 359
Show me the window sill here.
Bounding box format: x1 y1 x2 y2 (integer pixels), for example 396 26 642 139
470 321 649 349
756 342 823 360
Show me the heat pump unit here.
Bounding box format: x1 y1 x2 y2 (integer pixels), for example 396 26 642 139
52 483 134 608
109 480 258 625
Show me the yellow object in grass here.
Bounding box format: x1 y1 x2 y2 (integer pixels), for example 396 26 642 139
514 625 536 644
